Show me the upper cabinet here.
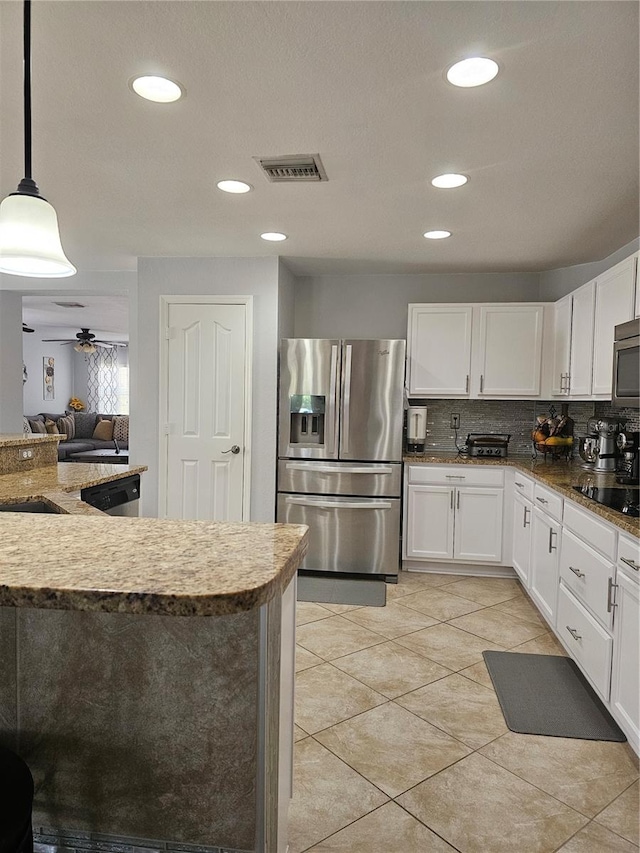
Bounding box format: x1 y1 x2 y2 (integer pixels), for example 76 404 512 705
407 305 472 397
592 256 636 396
551 295 572 396
634 252 640 319
407 303 546 399
569 280 596 397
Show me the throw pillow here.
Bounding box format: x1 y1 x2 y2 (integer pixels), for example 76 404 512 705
73 411 98 439
93 418 114 441
23 417 32 434
113 415 129 444
56 415 75 441
28 418 46 434
44 419 60 435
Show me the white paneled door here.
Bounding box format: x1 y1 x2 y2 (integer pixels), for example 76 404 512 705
163 301 249 521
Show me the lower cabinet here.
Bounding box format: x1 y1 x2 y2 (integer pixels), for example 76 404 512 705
512 491 532 585
405 483 503 564
530 506 561 626
610 567 640 752
557 583 613 701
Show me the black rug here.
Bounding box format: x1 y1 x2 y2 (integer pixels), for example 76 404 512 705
483 651 626 742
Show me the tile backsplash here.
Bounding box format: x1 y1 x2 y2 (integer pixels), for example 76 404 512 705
407 399 598 456
594 402 640 431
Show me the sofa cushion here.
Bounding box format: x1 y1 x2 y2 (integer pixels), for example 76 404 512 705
73 411 98 439
113 415 129 444
23 417 31 434
42 412 68 423
57 415 75 440
58 441 97 460
28 418 46 434
44 419 60 435
92 418 114 441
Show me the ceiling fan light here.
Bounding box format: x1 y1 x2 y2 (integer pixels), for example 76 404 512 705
0 194 76 278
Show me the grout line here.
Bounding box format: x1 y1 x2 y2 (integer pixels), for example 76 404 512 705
393 801 465 853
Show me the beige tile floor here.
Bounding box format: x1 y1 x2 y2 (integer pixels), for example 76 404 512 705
289 571 640 853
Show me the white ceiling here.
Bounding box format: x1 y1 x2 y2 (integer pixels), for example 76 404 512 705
22 294 129 337
0 1 638 276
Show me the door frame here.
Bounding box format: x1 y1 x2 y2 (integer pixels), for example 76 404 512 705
158 295 254 520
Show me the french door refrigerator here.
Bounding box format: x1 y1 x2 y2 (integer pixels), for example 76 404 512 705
276 338 405 580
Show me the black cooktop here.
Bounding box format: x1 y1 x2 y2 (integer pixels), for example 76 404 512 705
572 485 639 518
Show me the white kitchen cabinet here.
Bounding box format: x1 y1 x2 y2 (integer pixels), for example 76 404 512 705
476 305 544 396
454 488 503 563
405 485 454 560
610 559 640 752
557 583 613 701
551 294 572 396
568 280 595 397
407 305 472 396
512 490 533 586
592 256 636 396
530 506 561 626
635 253 640 319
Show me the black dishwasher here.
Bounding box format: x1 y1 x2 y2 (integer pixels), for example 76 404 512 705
81 475 140 516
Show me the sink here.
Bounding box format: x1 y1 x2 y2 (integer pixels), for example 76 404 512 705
0 501 60 513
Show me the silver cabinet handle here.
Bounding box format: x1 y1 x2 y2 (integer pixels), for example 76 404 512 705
564 373 571 394
620 557 640 571
523 506 530 528
536 496 548 504
480 374 484 393
329 344 339 456
457 489 460 510
465 374 470 394
569 565 585 579
548 528 557 553
285 497 392 510
515 481 525 489
285 463 393 474
222 445 240 454
607 578 618 613
445 475 466 479
566 626 582 641
450 490 454 510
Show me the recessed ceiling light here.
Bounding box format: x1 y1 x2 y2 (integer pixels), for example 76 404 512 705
431 173 468 189
217 180 252 194
446 57 499 88
260 232 287 242
130 75 184 103
423 230 451 240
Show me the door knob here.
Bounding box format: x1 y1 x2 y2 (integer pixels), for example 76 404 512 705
222 445 240 454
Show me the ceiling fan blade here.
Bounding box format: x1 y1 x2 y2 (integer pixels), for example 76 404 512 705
42 339 74 342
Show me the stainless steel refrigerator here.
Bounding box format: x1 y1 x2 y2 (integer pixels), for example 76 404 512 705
276 338 405 580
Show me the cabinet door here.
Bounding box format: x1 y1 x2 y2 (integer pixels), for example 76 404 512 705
634 254 640 319
407 305 472 396
592 257 636 395
453 487 503 563
569 280 595 397
406 485 454 560
477 305 543 396
530 508 560 626
512 493 532 586
552 295 572 396
610 570 640 752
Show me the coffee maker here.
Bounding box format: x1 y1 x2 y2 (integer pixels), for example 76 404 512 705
580 417 626 473
616 431 640 485
406 406 427 455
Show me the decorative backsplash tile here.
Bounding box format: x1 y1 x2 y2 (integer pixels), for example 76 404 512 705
406 399 597 456
594 402 640 432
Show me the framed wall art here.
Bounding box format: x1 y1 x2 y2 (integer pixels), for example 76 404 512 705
43 356 55 401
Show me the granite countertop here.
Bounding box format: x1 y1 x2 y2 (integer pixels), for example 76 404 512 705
0 434 61 447
0 462 149 515
404 452 640 539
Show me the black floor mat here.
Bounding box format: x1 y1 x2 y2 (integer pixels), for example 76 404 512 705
483 651 626 742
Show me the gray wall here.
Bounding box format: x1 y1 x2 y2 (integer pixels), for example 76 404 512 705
133 257 281 520
539 238 640 302
294 272 541 339
277 260 296 339
0 292 23 433
22 327 75 415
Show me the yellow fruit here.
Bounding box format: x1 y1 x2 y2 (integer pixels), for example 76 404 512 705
543 436 573 446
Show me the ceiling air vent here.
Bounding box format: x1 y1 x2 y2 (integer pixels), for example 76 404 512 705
254 154 327 183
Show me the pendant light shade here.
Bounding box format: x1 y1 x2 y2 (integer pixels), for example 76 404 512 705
0 0 76 278
0 194 76 277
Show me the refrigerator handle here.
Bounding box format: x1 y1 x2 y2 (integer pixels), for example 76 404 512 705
329 344 339 457
342 344 353 454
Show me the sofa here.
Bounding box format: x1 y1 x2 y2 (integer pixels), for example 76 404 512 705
25 412 129 461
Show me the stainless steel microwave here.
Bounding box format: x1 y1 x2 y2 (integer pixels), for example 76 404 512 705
612 318 639 407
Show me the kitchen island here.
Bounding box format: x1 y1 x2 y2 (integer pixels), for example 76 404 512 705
0 436 308 853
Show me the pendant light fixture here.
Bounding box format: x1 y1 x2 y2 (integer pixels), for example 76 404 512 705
0 0 76 278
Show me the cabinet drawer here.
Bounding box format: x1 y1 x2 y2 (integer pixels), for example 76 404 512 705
513 473 534 502
618 534 640 577
560 529 614 629
407 465 504 488
533 484 563 522
564 500 616 561
557 584 613 701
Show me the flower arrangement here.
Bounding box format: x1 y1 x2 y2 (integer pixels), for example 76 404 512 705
68 397 85 411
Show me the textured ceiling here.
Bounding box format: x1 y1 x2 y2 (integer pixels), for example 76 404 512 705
1 1 638 276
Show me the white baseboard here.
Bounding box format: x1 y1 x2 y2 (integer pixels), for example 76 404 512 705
402 561 517 579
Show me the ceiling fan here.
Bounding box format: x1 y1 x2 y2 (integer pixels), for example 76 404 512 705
42 328 128 353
